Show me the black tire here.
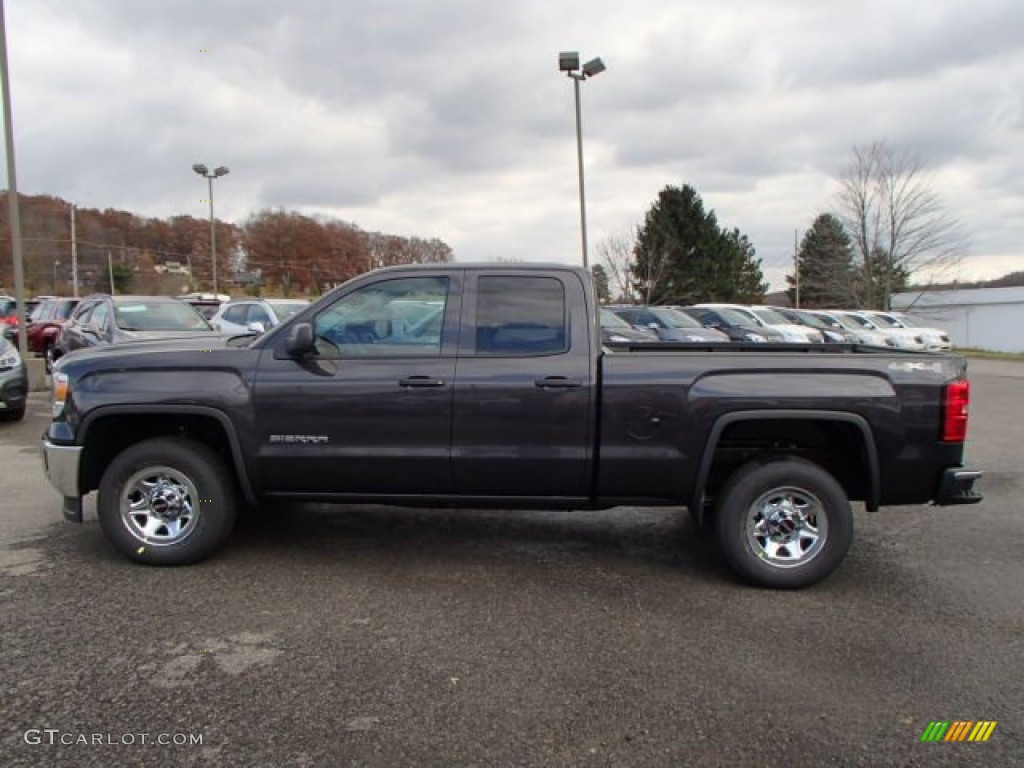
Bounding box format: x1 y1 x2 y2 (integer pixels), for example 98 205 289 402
98 436 237 565
44 342 56 374
715 457 852 589
0 404 25 421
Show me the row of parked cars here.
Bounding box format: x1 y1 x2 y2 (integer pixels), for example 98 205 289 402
600 303 952 351
4 293 311 375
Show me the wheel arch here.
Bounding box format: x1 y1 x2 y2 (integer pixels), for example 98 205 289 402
690 410 880 522
77 405 256 504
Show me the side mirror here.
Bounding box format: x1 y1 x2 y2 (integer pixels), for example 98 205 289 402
647 322 659 330
285 322 315 358
246 321 266 333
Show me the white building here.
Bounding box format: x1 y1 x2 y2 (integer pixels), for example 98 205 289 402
891 286 1024 354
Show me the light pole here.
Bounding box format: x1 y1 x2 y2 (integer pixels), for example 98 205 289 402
558 51 605 270
192 163 229 295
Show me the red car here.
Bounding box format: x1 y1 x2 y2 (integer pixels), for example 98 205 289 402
27 297 79 372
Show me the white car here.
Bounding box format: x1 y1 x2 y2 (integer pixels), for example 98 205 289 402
807 310 894 347
695 303 820 343
210 298 310 335
835 310 924 350
863 311 952 351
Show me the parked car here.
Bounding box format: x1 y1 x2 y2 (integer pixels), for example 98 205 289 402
57 295 219 357
0 295 19 341
210 298 311 335
599 308 659 343
676 306 777 343
834 310 923 350
606 305 730 342
26 297 80 372
863 310 951 351
0 334 28 421
806 310 894 347
695 303 819 343
177 292 232 319
770 307 857 344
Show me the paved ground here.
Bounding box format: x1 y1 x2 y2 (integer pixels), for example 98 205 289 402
1 359 1021 767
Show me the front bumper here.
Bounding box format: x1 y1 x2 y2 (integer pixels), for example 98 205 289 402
934 467 984 505
41 437 84 522
0 361 28 411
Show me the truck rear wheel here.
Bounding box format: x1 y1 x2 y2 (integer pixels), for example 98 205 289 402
98 437 237 565
715 458 852 588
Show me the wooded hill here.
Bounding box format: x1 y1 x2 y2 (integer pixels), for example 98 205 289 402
0 193 454 297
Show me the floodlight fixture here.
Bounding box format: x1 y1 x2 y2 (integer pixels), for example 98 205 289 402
582 57 605 77
192 163 208 175
558 51 580 72
213 166 230 178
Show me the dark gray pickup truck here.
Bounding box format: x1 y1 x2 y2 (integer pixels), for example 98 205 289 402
41 264 982 587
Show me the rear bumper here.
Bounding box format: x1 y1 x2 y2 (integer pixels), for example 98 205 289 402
934 468 983 505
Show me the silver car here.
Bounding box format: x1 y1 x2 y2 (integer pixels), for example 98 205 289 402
0 335 28 421
210 298 310 335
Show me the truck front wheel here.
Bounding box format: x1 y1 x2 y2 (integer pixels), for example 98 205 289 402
715 458 852 589
98 437 237 565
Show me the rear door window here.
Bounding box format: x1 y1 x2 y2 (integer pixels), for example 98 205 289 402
474 276 567 356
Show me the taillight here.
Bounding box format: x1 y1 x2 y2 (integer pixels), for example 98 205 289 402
942 379 970 442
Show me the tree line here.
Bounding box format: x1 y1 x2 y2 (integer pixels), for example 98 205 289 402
0 194 453 297
597 140 970 310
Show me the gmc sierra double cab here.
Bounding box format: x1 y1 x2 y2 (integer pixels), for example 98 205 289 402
41 264 982 588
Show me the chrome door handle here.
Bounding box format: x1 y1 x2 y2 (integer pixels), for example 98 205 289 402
534 376 582 389
399 376 446 388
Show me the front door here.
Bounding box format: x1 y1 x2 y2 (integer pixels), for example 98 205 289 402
252 273 461 496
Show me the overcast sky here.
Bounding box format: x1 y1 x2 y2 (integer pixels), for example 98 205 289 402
6 0 1023 289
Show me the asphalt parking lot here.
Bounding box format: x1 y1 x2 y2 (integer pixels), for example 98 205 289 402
1 359 1021 767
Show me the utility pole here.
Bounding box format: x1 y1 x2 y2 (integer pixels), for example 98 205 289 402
0 0 28 358
70 204 78 296
793 229 800 309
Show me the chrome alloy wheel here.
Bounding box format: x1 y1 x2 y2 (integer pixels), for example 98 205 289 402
745 486 828 569
119 466 201 546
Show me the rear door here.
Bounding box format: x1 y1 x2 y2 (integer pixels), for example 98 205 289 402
451 271 595 498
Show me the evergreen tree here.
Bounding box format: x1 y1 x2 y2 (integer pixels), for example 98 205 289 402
631 185 766 305
786 214 858 308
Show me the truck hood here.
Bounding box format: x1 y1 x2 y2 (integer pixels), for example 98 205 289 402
60 332 248 363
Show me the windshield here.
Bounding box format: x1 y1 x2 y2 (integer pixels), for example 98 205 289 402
751 308 790 325
269 301 309 322
600 309 632 329
793 310 827 329
842 313 875 329
867 313 899 328
649 307 702 329
114 300 212 331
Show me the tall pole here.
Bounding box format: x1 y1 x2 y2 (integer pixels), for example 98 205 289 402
70 204 78 296
573 76 589 271
793 229 800 308
0 0 28 358
208 175 217 295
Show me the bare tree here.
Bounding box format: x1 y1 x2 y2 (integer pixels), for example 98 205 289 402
835 141 968 309
597 227 673 305
595 230 636 302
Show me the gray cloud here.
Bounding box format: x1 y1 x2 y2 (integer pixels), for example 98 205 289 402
6 0 1023 288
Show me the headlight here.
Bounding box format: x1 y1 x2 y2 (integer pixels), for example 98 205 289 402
0 346 20 369
607 334 631 342
52 371 70 418
743 332 767 342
